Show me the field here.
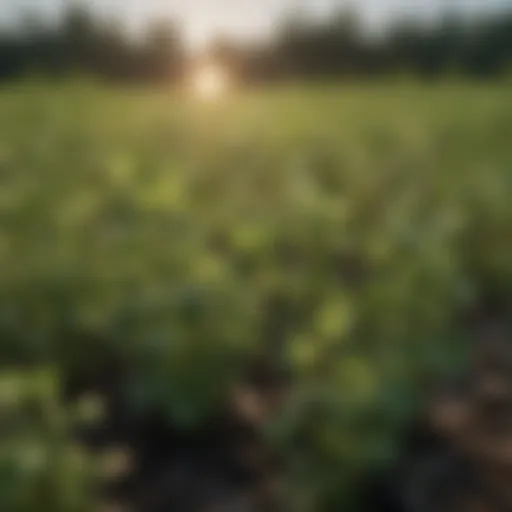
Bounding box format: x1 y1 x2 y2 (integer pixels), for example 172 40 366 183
0 82 511 510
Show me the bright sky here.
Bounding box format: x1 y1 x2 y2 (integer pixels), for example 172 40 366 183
0 0 510 48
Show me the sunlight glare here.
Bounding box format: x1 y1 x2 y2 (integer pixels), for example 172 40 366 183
192 65 230 101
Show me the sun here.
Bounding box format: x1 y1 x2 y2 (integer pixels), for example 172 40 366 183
191 64 230 101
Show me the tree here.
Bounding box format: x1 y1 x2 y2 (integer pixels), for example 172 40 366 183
142 20 184 82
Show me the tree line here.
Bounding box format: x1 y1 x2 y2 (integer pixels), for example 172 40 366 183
0 6 184 83
1 4 511 84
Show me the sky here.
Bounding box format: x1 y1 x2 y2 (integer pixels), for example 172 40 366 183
0 0 510 48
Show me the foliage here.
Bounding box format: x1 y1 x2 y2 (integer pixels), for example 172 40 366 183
0 82 511 508
0 369 100 511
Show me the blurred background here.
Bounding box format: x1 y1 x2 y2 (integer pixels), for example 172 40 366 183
0 1 511 511
0 0 512 83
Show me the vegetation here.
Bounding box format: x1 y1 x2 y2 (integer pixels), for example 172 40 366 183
0 81 511 510
1 4 512 83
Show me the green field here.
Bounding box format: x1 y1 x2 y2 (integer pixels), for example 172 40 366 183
1 82 511 510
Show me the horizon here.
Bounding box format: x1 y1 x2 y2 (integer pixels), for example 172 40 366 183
0 0 510 49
